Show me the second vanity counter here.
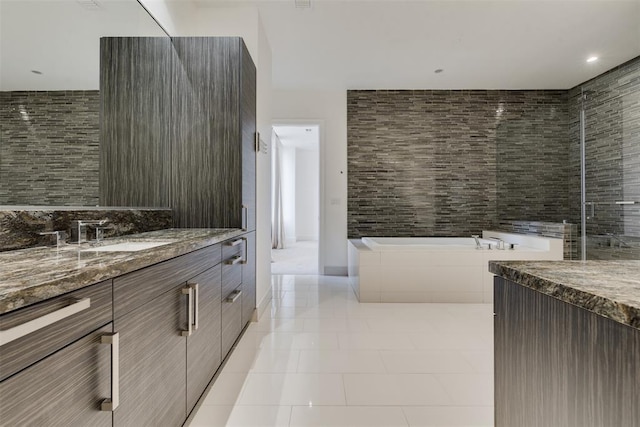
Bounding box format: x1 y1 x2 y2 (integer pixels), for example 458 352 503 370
0 228 244 314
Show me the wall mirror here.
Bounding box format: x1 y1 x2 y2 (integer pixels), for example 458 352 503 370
0 0 168 206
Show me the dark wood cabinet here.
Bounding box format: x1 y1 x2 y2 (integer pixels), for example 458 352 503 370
494 276 640 427
186 264 222 413
0 324 114 427
242 231 257 326
240 41 257 233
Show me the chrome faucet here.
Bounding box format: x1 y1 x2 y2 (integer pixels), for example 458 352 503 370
70 219 110 243
488 237 506 250
472 235 482 249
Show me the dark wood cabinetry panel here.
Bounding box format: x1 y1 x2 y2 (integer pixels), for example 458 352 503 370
114 244 221 318
494 277 640 427
99 37 172 207
241 41 257 232
0 324 113 427
221 284 242 357
171 37 242 228
242 231 256 326
187 264 223 414
0 279 112 381
114 285 187 427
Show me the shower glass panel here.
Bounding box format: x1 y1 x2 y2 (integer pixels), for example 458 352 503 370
581 60 640 260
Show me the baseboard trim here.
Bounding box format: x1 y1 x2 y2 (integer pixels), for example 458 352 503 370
256 287 273 320
324 266 348 276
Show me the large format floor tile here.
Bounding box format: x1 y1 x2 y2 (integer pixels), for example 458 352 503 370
188 274 494 426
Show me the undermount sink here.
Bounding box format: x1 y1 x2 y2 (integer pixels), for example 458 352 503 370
81 241 175 252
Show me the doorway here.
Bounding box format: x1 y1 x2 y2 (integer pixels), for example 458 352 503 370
271 123 322 275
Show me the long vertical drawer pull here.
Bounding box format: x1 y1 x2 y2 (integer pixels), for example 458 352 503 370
191 283 199 331
241 237 248 265
181 286 193 337
226 239 243 247
242 205 248 231
225 290 242 303
0 298 91 347
101 332 120 411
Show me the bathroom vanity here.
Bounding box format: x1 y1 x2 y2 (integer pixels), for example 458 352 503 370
491 260 640 427
0 229 255 426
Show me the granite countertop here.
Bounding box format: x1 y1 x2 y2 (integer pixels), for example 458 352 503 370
489 260 640 330
0 228 244 314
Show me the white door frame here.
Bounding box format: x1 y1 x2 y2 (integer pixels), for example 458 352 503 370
272 119 325 275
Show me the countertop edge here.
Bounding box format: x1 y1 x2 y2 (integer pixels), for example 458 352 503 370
0 229 245 315
489 261 640 330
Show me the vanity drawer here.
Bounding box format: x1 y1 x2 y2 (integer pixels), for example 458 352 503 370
221 284 242 356
114 243 221 318
0 280 113 381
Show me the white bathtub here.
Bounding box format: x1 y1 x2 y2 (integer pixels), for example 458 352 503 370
348 231 564 303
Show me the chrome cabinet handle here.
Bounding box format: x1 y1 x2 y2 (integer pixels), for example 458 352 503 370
0 298 91 347
241 237 248 265
101 332 119 411
226 239 243 247
191 283 199 332
181 286 194 337
225 255 243 265
225 290 242 303
615 201 636 205
242 205 248 231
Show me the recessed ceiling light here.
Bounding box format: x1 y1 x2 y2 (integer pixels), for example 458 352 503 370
434 69 444 74
586 56 598 63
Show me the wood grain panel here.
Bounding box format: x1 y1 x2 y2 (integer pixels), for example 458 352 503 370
494 277 640 427
241 231 256 326
0 324 112 427
114 285 187 427
99 37 172 207
171 37 242 228
186 264 222 414
240 41 257 232
0 280 112 381
114 244 221 319
222 262 242 299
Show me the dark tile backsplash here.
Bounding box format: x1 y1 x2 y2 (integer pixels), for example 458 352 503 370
347 90 570 238
0 91 100 206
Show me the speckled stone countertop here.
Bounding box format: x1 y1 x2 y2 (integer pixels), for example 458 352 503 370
0 228 244 314
489 260 640 330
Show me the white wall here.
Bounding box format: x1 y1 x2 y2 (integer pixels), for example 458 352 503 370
140 1 274 316
273 90 348 275
295 148 319 241
280 145 297 246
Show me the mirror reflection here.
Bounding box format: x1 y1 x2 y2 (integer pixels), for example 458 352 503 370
0 0 168 206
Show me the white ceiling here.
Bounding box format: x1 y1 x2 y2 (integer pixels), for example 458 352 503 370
2 0 639 91
0 0 167 91
273 125 320 150
197 0 640 90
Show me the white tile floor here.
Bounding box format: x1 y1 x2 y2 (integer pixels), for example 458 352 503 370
188 275 494 427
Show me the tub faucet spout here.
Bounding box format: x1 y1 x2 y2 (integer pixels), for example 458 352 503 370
472 235 482 249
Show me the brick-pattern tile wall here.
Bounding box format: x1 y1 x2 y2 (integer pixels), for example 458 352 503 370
568 56 640 244
0 91 100 205
347 90 569 238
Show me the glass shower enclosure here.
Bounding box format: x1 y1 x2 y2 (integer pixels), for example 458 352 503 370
579 59 640 260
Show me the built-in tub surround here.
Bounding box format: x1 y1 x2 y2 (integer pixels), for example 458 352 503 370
497 220 578 260
0 207 172 252
348 231 564 303
0 91 100 206
0 228 244 314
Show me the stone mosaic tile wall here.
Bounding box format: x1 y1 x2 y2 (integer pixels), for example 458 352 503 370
0 91 100 206
0 208 172 252
347 90 569 238
568 56 640 246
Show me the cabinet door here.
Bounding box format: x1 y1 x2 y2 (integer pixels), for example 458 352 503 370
240 40 257 232
241 231 256 326
0 324 113 427
114 286 187 427
186 264 222 413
